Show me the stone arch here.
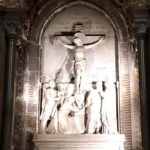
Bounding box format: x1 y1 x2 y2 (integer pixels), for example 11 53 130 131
22 0 140 150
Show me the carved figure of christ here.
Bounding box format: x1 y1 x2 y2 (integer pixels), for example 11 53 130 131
56 33 105 93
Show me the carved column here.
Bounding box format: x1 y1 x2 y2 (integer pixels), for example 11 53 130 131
0 7 6 149
147 27 150 147
2 21 18 150
1 7 23 149
133 8 150 150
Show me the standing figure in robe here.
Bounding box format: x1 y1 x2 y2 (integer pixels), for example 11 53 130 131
40 79 60 132
85 81 104 134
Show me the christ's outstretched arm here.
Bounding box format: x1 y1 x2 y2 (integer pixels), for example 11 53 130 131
57 37 75 50
84 36 105 50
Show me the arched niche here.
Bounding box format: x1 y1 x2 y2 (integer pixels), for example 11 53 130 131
41 4 117 135
21 1 142 150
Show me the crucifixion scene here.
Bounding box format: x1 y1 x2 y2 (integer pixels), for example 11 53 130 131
0 0 146 150
40 6 117 135
56 31 104 93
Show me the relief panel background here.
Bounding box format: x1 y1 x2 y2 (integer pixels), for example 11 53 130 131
42 6 116 83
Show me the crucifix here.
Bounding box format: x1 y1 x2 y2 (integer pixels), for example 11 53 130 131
50 23 105 93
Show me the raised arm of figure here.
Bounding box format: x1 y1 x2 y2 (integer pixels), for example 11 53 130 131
84 35 105 50
57 37 75 50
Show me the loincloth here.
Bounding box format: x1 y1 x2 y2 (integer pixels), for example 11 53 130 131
75 58 86 69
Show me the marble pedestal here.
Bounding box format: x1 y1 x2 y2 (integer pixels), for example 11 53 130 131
34 134 125 150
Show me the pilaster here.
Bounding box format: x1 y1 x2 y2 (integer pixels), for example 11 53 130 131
132 8 150 150
1 8 22 150
0 6 6 150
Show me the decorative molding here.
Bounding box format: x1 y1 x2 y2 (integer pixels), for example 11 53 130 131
34 134 125 150
0 0 23 8
130 0 147 8
132 9 150 34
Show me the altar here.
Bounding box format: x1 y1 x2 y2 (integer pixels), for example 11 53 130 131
34 134 125 150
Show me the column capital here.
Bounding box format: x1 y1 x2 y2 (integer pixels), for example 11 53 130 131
5 21 18 35
132 8 150 34
4 8 23 35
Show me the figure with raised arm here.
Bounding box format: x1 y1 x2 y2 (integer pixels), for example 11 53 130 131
57 35 105 93
40 79 60 133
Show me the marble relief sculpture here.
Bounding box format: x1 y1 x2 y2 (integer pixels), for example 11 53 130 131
40 31 117 135
57 35 104 93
